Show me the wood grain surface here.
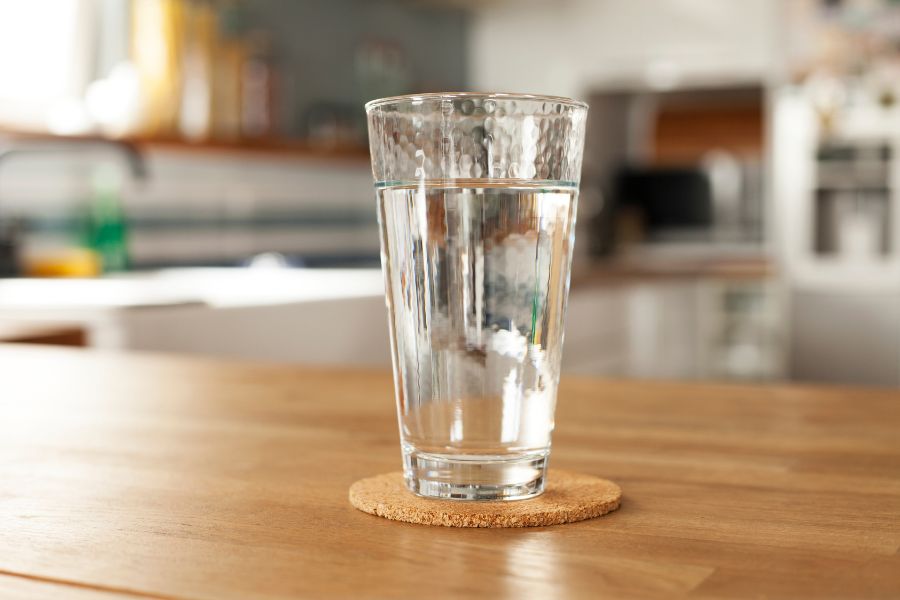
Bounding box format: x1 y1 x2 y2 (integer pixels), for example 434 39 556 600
0 344 898 599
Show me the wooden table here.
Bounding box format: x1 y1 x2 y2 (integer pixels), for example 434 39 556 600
1 345 898 599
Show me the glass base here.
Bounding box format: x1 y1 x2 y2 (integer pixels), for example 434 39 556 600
402 446 549 501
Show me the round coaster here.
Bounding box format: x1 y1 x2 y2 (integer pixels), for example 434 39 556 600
349 469 621 528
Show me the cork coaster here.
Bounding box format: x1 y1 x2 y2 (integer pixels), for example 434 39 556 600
349 469 621 528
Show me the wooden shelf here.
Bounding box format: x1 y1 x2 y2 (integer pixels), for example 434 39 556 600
139 135 370 161
0 127 370 163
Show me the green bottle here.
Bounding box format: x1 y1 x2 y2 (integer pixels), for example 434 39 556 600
85 166 129 273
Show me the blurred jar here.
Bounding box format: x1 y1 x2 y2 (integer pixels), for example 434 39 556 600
132 0 185 137
240 31 278 139
179 0 217 141
212 2 245 140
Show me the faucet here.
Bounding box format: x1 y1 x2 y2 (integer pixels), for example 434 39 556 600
0 134 148 276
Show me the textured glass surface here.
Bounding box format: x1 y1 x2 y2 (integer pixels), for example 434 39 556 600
366 93 587 185
367 94 587 500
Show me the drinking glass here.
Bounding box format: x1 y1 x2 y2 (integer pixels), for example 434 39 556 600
366 93 587 500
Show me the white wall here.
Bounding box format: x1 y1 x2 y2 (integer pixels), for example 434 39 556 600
469 0 783 99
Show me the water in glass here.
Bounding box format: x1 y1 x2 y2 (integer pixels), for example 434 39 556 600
377 179 577 499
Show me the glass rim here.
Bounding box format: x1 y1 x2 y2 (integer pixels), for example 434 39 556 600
364 92 589 113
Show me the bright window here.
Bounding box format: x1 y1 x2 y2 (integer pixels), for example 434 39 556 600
0 0 87 130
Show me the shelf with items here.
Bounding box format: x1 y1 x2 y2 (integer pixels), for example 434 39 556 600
773 89 900 291
812 140 893 258
136 135 370 162
813 189 891 257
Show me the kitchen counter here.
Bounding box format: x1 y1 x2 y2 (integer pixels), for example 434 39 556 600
1 346 898 599
0 258 778 376
571 254 774 289
0 268 389 364
0 268 385 311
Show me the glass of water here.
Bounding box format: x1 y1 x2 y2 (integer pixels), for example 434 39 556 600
366 93 587 500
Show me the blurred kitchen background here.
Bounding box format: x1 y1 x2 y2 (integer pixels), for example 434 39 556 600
0 0 898 387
